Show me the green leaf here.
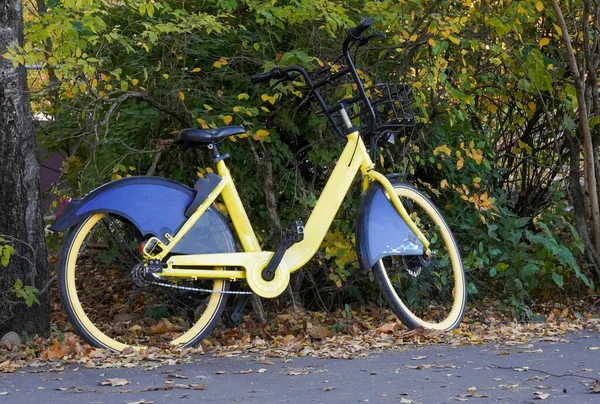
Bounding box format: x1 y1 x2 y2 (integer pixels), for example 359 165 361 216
14 279 23 289
551 272 564 288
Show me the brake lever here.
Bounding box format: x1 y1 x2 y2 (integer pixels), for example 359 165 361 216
359 32 386 46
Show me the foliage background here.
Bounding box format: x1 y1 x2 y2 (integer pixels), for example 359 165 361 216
9 0 599 318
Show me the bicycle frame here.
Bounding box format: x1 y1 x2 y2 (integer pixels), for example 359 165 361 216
144 130 430 297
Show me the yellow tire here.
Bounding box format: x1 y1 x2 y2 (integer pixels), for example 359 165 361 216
373 184 466 330
58 213 229 351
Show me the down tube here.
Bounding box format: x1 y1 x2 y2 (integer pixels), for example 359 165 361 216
282 132 368 272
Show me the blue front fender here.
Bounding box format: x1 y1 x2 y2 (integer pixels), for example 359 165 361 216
356 182 423 270
50 176 235 254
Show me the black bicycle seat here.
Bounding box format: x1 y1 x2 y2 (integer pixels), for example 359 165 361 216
176 126 246 146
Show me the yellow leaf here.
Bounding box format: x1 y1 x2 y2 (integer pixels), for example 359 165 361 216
428 38 436 47
203 104 213 110
440 179 449 189
179 92 185 101
206 167 214 174
100 73 109 82
196 118 209 129
433 144 451 157
261 94 269 102
162 74 169 79
535 1 544 11
471 149 483 164
223 115 233 125
191 67 201 73
256 129 269 137
237 93 249 100
233 106 241 112
457 157 464 170
131 79 139 86
553 24 562 36
473 177 481 183
488 104 498 113
539 37 550 48
409 34 418 41
261 106 269 112
528 102 536 112
213 57 228 69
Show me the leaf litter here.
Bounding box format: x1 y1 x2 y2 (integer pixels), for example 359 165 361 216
0 302 599 373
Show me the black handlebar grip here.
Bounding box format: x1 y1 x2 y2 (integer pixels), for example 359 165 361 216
348 17 374 39
251 67 285 84
251 71 274 84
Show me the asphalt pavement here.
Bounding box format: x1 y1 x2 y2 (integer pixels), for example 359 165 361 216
1 331 599 404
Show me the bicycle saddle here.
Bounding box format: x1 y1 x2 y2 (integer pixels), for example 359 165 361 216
176 126 246 146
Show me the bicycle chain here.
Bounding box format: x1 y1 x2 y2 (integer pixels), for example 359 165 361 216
147 279 253 295
131 262 252 294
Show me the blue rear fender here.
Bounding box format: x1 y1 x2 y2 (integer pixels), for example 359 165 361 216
355 182 423 271
50 176 235 254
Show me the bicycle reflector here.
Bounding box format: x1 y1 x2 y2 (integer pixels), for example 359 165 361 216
54 197 72 222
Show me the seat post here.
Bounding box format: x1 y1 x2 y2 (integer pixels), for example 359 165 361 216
207 143 230 163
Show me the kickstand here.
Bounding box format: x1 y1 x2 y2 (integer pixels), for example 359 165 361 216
222 292 251 328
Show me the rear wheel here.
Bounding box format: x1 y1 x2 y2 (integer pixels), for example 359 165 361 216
373 184 466 330
58 213 229 351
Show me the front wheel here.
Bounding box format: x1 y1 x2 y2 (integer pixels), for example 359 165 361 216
373 183 466 331
58 213 230 351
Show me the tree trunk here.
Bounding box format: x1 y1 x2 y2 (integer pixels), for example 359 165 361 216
551 0 600 284
0 0 49 336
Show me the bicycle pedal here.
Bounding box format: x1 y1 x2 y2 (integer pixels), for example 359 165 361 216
287 220 304 243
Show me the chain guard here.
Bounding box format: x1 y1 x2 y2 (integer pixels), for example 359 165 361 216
130 262 252 295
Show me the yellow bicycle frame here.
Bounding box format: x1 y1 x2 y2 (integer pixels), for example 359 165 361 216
143 131 430 298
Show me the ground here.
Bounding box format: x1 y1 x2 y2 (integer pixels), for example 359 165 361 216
0 304 600 403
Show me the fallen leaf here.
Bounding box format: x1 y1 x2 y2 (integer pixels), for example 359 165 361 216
167 374 188 379
99 378 130 387
411 356 427 360
308 325 333 339
286 369 310 376
533 391 550 400
527 375 550 381
376 322 397 334
257 368 267 373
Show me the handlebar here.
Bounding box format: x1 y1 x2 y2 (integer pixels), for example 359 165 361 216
252 18 376 86
347 17 374 39
251 67 285 84
251 17 379 137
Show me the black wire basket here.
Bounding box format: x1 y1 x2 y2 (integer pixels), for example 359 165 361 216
326 82 415 142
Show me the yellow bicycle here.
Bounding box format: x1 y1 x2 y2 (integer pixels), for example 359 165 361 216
51 19 466 351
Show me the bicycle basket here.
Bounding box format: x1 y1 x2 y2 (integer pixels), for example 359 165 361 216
350 83 415 140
